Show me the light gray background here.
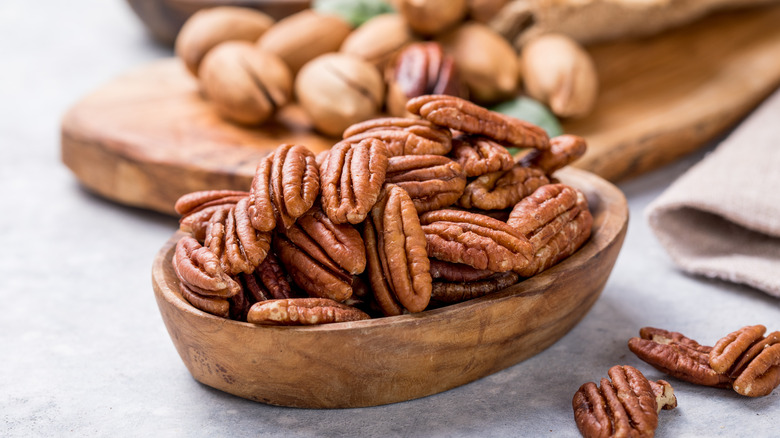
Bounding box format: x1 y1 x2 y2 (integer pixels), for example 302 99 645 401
2 1 778 436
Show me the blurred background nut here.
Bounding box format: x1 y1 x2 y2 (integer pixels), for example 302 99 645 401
175 6 274 76
386 41 467 117
396 0 468 36
437 22 519 104
521 33 598 119
199 41 292 125
295 53 385 137
466 0 508 23
257 9 353 75
340 14 418 70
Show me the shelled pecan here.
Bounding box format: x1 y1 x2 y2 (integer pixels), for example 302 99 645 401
363 219 405 316
572 365 677 438
431 271 519 304
449 136 514 178
175 190 247 241
249 144 319 231
508 184 592 276
429 259 496 282
384 155 466 212
342 117 453 156
710 325 780 397
320 138 389 224
420 209 533 272
458 164 549 210
519 134 587 175
366 184 432 314
406 95 550 150
241 252 295 302
246 298 370 325
203 198 271 275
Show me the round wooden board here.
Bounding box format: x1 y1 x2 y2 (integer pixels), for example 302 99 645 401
63 4 780 215
151 168 628 408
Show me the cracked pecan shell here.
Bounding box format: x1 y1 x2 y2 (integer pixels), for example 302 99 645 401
385 155 466 213
204 198 272 275
572 365 676 438
449 136 514 178
406 95 550 149
368 184 433 313
320 137 389 224
249 144 320 231
519 134 587 175
420 209 533 272
176 190 248 241
710 325 780 397
342 117 452 156
431 271 519 304
458 164 549 210
247 298 370 326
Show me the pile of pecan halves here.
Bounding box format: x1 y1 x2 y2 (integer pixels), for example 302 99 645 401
171 95 593 326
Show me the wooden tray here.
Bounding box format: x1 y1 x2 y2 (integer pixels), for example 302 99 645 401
62 5 780 215
151 168 628 408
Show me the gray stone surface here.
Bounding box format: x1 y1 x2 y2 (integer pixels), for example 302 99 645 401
1 1 778 436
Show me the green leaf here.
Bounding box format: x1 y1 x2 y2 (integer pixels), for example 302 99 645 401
312 0 395 28
490 97 564 138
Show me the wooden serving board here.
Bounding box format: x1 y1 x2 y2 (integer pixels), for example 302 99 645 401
62 5 780 215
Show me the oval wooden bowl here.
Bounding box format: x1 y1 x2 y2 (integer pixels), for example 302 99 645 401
152 167 628 408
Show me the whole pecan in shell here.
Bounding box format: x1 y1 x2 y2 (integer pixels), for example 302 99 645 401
343 117 453 156
458 164 549 210
368 184 433 313
385 154 466 213
246 298 370 326
320 138 389 224
420 209 533 272
572 365 676 438
176 190 248 241
249 144 320 231
406 95 550 150
449 136 514 178
431 271 519 304
519 134 587 175
710 325 780 397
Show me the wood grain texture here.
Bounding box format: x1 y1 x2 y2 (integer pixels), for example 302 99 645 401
151 168 628 408
62 4 780 214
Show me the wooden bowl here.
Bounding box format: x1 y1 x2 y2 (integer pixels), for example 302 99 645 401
152 167 628 408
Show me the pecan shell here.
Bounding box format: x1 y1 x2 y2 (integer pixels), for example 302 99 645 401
458 164 549 210
420 209 533 272
572 365 676 438
368 184 433 313
246 298 370 326
385 155 466 213
449 136 514 178
176 190 248 241
320 138 389 224
406 95 550 149
431 271 519 304
519 134 587 175
342 117 452 156
249 144 320 231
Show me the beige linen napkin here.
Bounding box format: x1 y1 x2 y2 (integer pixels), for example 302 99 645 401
646 88 780 297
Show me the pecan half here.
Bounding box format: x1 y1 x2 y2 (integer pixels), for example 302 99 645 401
241 252 295 301
246 298 370 326
429 259 495 282
385 155 466 213
572 365 676 438
368 184 433 313
431 271 519 304
458 164 549 210
249 144 320 231
420 209 533 272
204 198 272 275
320 137 389 224
173 236 241 317
519 134 587 175
449 136 514 178
274 235 354 302
342 117 452 156
363 219 406 316
710 325 780 397
628 327 731 388
406 95 550 149
508 184 592 276
176 190 248 241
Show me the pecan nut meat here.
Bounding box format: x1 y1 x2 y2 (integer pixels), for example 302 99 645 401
247 298 370 326
519 134 587 175
431 271 519 304
320 137 389 224
420 209 533 272
176 190 248 241
342 117 453 156
710 325 780 397
572 365 677 438
406 95 550 150
241 252 295 302
458 164 549 210
249 144 320 231
429 259 496 282
274 235 354 303
449 136 514 178
385 154 466 213
204 198 272 275
363 219 405 316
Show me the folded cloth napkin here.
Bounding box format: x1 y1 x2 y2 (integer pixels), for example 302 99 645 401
646 87 780 297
